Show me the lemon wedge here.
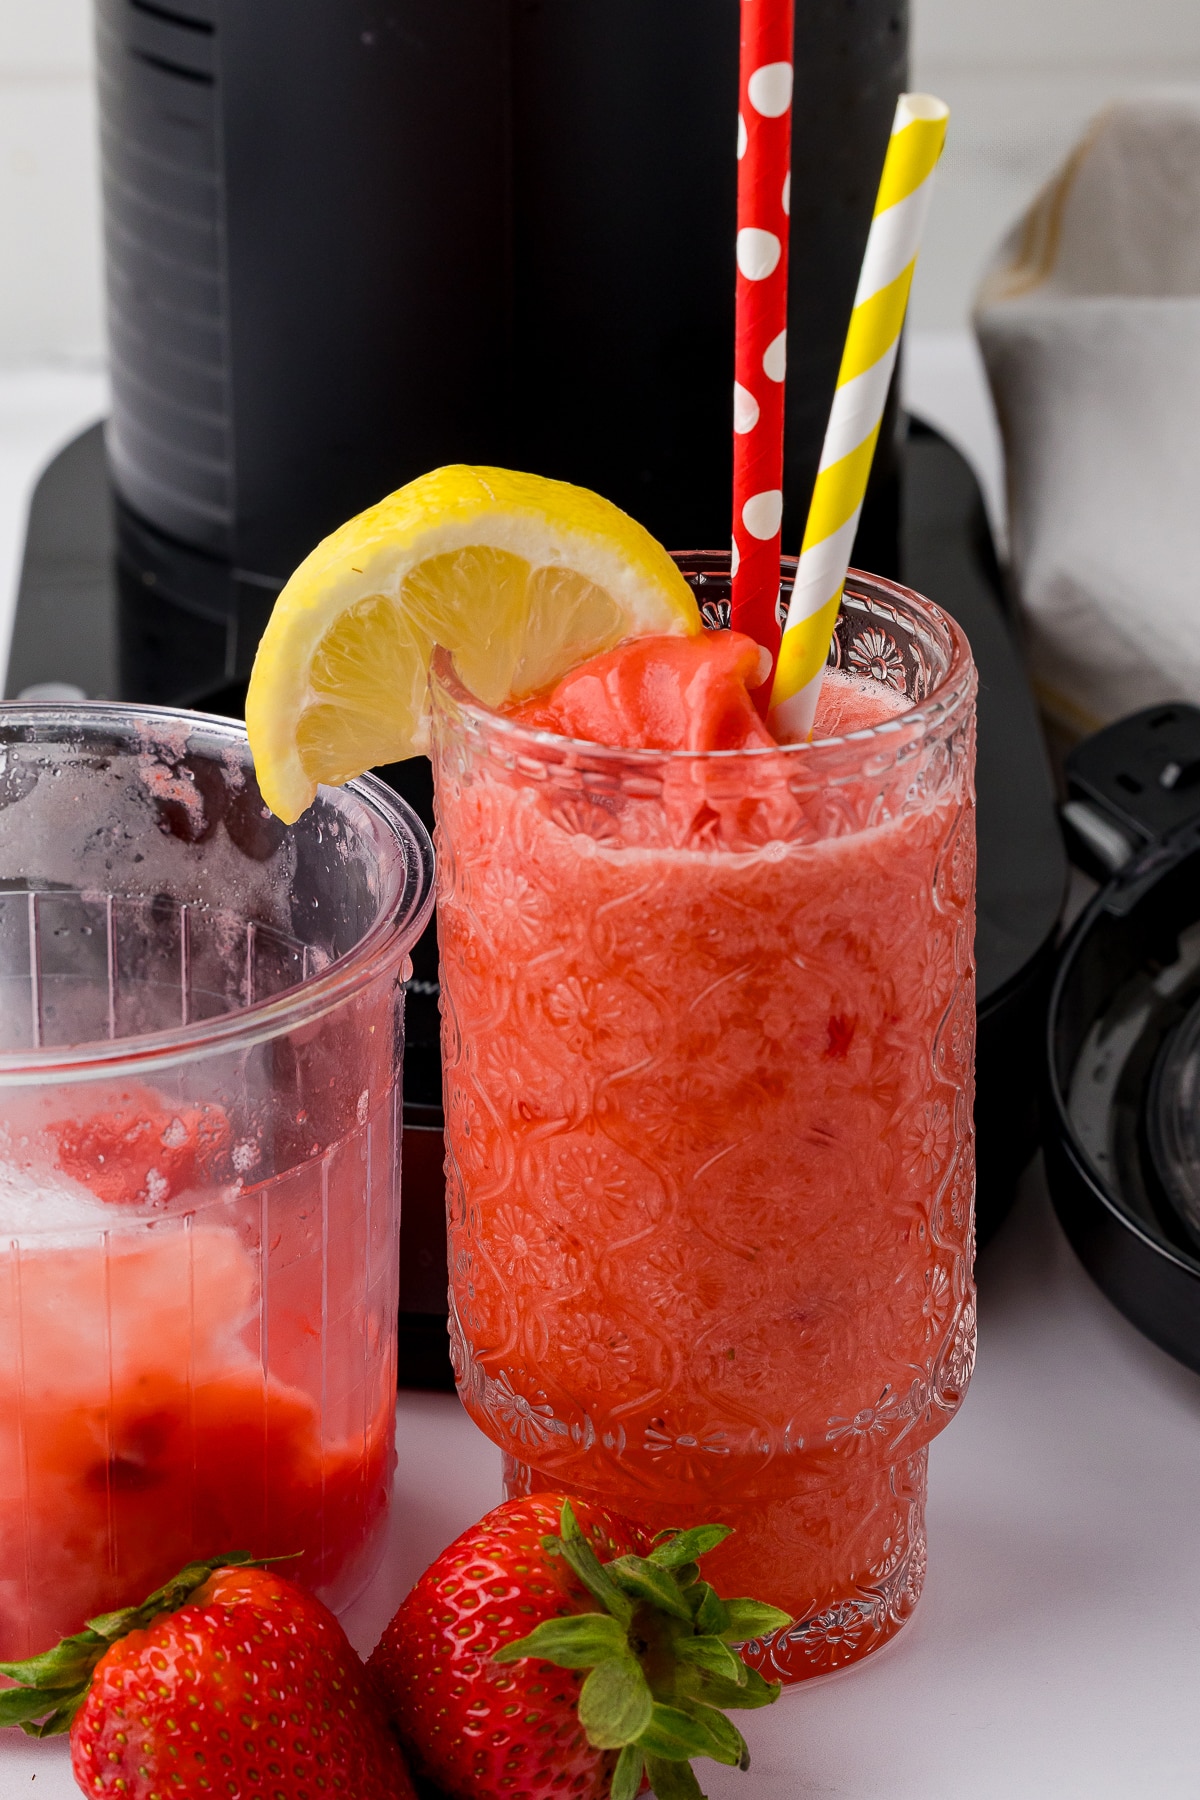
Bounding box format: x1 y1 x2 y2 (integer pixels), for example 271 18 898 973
245 464 702 822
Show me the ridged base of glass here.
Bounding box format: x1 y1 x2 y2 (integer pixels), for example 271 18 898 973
504 1446 928 1685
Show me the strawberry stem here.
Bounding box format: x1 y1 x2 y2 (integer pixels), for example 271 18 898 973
493 1502 790 1800
0 1551 294 1739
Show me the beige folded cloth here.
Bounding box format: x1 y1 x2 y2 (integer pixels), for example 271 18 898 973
975 94 1200 738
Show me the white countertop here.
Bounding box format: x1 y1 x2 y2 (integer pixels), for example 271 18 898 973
5 1165 1200 1798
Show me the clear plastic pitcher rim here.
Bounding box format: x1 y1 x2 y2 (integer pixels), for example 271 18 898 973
0 702 435 1083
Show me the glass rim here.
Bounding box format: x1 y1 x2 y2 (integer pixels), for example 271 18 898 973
0 701 436 1083
429 563 975 767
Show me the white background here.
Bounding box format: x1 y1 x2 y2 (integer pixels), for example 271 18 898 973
910 0 1200 328
0 0 102 370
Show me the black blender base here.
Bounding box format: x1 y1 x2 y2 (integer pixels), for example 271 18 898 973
9 420 1067 1386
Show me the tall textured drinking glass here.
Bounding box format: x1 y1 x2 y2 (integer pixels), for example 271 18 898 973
431 564 977 1684
0 704 434 1660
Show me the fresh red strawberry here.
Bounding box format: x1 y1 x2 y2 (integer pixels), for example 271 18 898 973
50 1085 231 1206
0 1554 416 1799
369 1494 790 1800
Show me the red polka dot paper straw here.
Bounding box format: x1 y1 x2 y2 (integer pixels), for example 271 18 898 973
730 0 794 677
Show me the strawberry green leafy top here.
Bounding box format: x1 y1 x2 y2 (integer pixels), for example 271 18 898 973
495 1502 790 1800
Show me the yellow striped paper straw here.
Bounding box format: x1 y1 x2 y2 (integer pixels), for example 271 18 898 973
768 93 949 741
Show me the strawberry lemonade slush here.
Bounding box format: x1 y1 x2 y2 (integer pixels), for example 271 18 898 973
433 570 977 1683
0 1086 396 1661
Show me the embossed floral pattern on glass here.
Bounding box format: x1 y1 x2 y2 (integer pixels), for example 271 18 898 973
431 566 977 1684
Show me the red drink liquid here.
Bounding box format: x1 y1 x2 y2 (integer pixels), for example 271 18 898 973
0 1085 399 1660
433 582 977 1682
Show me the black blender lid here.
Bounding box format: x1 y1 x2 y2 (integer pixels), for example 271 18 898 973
1146 993 1200 1254
1047 703 1200 1372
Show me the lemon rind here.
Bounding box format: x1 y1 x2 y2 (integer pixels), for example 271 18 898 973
246 467 701 823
